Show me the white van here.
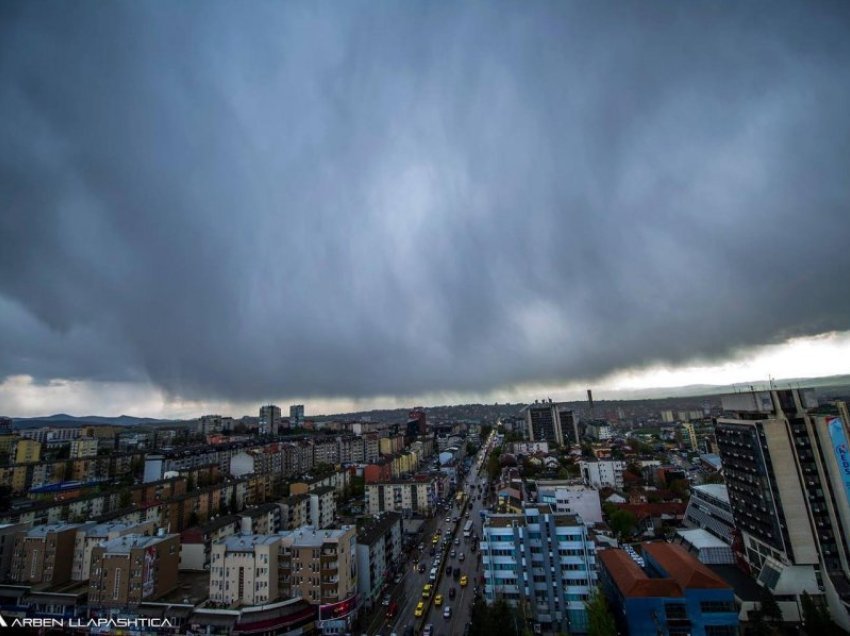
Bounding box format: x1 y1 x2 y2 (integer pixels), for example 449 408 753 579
429 567 437 581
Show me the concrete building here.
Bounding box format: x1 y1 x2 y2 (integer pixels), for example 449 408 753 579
408 407 427 435
309 487 336 529
523 402 579 447
240 503 281 535
179 515 241 571
356 512 403 607
365 480 438 517
682 484 735 545
279 495 310 531
72 519 157 581
13 439 41 464
579 459 625 489
715 389 850 628
536 482 603 525
259 404 282 435
0 522 30 582
511 441 549 455
675 528 736 565
481 504 598 633
88 532 180 608
683 421 699 450
279 525 358 635
70 437 98 459
209 533 282 606
11 523 80 586
290 404 305 428
585 420 613 442
598 543 739 636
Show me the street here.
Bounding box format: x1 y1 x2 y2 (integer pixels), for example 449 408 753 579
367 432 497 636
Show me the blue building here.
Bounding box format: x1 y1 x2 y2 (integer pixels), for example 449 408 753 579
599 542 739 636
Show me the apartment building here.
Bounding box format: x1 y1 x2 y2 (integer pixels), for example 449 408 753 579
313 439 339 466
682 484 735 545
279 526 358 635
70 437 98 459
579 459 625 489
363 433 380 463
88 532 180 608
356 512 403 607
240 503 281 535
258 404 281 435
310 487 336 529
209 534 282 606
523 402 579 447
536 482 603 525
72 519 157 581
11 522 80 586
180 515 241 571
481 504 598 633
365 480 438 517
279 494 310 530
13 439 42 464
715 389 850 628
0 522 30 582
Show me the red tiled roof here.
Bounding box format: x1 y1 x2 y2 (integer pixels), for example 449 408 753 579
615 502 686 520
598 549 683 598
642 543 731 590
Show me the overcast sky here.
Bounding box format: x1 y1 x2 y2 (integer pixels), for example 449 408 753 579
1 2 850 418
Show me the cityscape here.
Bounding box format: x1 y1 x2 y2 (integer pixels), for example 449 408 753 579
2 2 850 636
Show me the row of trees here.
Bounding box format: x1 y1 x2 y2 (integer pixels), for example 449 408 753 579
466 592 617 636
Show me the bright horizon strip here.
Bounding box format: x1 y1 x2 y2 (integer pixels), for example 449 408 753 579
1 331 850 419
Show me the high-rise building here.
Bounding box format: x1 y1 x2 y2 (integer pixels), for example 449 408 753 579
290 405 305 428
11 523 80 586
682 421 699 450
259 404 282 435
715 388 850 629
523 401 579 447
481 503 598 633
408 407 427 435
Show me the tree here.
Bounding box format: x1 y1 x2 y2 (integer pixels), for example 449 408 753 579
586 589 616 636
760 593 782 623
188 511 200 528
608 509 637 539
801 592 837 633
118 488 132 509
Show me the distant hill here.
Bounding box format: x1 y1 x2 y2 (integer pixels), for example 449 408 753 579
11 414 190 428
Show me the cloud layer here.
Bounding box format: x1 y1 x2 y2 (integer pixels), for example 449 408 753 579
1 2 850 405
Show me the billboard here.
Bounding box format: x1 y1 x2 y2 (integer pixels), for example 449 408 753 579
827 417 850 511
142 546 157 597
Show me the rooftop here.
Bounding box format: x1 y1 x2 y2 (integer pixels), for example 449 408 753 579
599 549 683 598
692 483 729 504
101 533 176 554
358 512 402 546
643 542 731 590
221 534 281 552
283 525 354 547
25 523 81 536
676 528 729 550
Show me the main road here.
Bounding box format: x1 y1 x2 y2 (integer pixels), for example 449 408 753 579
368 430 498 636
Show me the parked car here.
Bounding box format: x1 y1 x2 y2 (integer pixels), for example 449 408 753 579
382 594 391 606
386 601 399 618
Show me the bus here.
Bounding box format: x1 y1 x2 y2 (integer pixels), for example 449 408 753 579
463 520 474 538
456 492 465 505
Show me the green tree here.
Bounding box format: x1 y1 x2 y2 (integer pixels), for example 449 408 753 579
118 488 132 509
801 592 836 633
487 454 501 482
608 509 637 539
586 589 616 636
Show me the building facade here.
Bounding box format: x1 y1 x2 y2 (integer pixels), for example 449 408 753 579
481 504 598 633
715 389 850 629
523 402 578 447
579 459 625 489
365 480 437 517
682 484 735 545
356 512 403 607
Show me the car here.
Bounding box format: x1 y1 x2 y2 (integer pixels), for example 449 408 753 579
459 553 465 561
386 601 399 618
432 535 440 544
436 529 442 535
419 563 426 573
445 517 451 523
470 543 476 553
382 594 391 607
443 606 452 619
453 568 460 580
434 594 443 606
423 625 433 636
460 575 468 587
422 584 433 597
415 601 425 617
449 587 456 600
430 567 438 581
430 548 436 556
446 565 452 575
454 539 460 545
450 550 456 558
419 543 425 550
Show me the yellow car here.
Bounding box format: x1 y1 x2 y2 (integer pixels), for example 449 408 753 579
434 594 443 606
415 601 425 617
432 535 440 544
460 575 468 587
422 584 432 597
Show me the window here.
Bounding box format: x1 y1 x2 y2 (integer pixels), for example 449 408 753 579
705 627 737 636
700 601 735 613
664 603 687 619
113 568 122 600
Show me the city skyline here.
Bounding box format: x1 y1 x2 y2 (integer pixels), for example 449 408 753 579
2 3 850 419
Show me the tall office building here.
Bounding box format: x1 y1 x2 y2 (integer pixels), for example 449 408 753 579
259 404 282 435
523 401 579 447
290 405 305 428
408 407 427 435
481 503 598 633
715 388 850 629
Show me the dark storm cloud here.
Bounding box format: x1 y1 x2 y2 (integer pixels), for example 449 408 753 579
1 1 850 402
